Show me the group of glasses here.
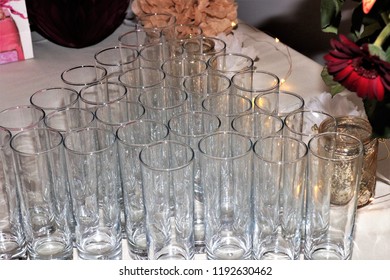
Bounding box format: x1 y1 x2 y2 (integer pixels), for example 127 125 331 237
0 13 366 261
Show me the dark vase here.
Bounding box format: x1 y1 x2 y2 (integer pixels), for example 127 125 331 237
26 0 130 48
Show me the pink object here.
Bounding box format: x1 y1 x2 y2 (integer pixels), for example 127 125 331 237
0 16 24 64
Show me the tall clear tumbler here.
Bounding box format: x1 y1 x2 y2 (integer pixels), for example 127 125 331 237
117 120 169 259
253 135 308 260
0 127 26 259
64 128 122 260
140 140 195 260
168 111 221 253
198 131 253 260
11 128 73 259
304 132 363 260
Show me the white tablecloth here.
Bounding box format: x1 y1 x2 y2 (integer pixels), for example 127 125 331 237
1 20 389 260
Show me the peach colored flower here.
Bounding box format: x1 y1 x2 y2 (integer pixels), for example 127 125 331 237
132 0 237 36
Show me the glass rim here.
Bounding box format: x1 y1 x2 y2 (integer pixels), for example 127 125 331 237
60 64 108 86
0 105 45 132
284 109 337 137
167 111 222 138
63 127 117 155
308 131 364 161
44 107 95 133
137 12 177 28
116 119 169 147
79 81 127 106
0 126 12 148
139 140 194 172
198 131 253 160
254 90 305 113
138 86 188 111
94 101 145 126
231 70 280 93
94 45 139 67
253 135 308 164
201 93 253 116
182 36 227 56
183 72 231 93
207 52 254 72
10 127 63 156
231 111 284 137
118 28 162 48
118 66 166 89
161 57 208 78
30 87 79 111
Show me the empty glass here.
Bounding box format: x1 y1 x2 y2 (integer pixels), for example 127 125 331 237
199 131 253 260
117 120 170 259
64 127 122 260
11 128 73 260
140 140 195 260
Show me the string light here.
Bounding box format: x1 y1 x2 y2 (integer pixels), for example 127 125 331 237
241 23 293 86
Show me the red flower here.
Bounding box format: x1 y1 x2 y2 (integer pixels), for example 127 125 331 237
324 34 390 101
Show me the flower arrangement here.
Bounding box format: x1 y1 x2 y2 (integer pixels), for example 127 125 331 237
321 0 390 138
131 0 238 36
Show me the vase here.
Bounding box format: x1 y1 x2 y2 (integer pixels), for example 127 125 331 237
25 0 130 48
319 116 379 208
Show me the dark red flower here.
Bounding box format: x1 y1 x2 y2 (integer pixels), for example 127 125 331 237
324 34 390 101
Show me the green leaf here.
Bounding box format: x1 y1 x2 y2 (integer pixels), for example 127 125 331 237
386 47 390 62
321 66 345 95
320 0 345 34
360 22 383 40
364 97 390 139
368 44 387 60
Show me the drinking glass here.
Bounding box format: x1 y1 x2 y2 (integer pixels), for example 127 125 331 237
95 100 145 131
44 107 96 134
254 90 305 119
183 72 231 111
231 70 280 102
117 120 169 259
207 53 254 79
231 111 284 141
198 131 253 260
139 86 188 125
118 67 166 101
0 105 45 135
79 81 127 111
30 87 79 114
94 45 139 79
140 140 195 260
304 132 363 260
168 111 221 253
64 127 122 260
11 128 73 260
201 93 252 130
182 36 226 61
0 127 27 259
61 64 107 92
161 57 208 89
253 135 308 260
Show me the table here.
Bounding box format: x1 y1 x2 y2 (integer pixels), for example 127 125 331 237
1 20 389 260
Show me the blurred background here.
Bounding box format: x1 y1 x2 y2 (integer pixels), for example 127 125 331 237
236 0 355 65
